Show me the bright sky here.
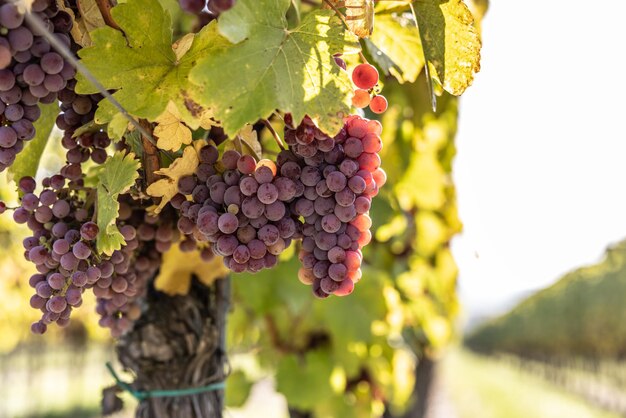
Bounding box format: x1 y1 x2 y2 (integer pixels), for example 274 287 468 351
451 1 626 318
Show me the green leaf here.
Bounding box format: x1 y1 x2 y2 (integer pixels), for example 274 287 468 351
75 0 229 130
7 102 58 186
96 152 140 255
368 14 424 83
276 349 335 410
413 0 481 96
189 0 360 137
225 370 254 407
107 113 130 142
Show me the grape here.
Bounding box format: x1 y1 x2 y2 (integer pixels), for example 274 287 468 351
72 241 91 260
326 171 347 192
237 155 256 174
0 126 17 148
257 183 278 204
352 89 371 108
8 26 34 51
0 3 24 29
352 63 379 89
369 95 388 114
211 0 236 12
218 212 239 234
264 200 286 221
80 222 99 240
179 0 206 14
333 55 347 71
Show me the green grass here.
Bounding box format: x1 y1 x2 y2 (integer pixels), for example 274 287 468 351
442 349 621 418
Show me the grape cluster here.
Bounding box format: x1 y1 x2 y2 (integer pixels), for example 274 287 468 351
94 201 178 337
350 63 387 114
15 169 176 335
56 81 110 166
172 143 302 273
284 115 386 298
0 0 75 172
178 0 235 15
15 175 102 334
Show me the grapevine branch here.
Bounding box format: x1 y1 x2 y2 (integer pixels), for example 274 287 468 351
139 120 160 187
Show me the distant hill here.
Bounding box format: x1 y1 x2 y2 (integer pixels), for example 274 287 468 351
465 240 626 359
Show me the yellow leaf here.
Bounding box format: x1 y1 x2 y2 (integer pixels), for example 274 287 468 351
153 101 193 152
198 107 220 130
146 140 205 214
345 0 374 38
324 0 374 38
235 125 262 160
154 243 228 295
56 0 106 47
173 33 195 62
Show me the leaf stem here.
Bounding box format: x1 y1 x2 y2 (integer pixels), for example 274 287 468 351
94 0 121 31
262 120 286 151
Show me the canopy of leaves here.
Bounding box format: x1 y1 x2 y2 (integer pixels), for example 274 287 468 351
189 0 360 137
467 241 626 358
75 0 227 132
96 152 140 255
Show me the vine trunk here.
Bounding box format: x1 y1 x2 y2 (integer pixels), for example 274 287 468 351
112 277 230 418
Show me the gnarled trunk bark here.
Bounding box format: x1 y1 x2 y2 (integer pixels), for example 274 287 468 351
110 277 230 418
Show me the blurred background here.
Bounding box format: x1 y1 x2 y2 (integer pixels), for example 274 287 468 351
3 0 626 417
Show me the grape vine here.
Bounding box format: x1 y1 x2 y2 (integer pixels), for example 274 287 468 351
0 1 485 416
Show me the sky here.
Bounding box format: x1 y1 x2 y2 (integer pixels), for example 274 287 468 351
451 1 626 319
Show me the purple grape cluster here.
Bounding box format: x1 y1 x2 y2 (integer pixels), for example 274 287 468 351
178 0 235 15
94 201 178 337
0 0 75 172
172 143 303 273
284 115 386 298
56 81 110 166
18 175 177 336
15 175 104 334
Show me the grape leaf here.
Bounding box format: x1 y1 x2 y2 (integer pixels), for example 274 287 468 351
413 0 481 96
346 0 375 38
96 152 140 255
225 370 254 408
374 0 412 13
7 102 58 187
368 14 424 83
189 0 360 137
75 0 229 129
276 349 335 410
234 125 262 160
154 243 228 295
146 140 205 214
153 101 193 152
107 113 130 142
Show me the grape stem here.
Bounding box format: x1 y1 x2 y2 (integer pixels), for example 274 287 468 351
95 0 121 31
261 119 286 151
